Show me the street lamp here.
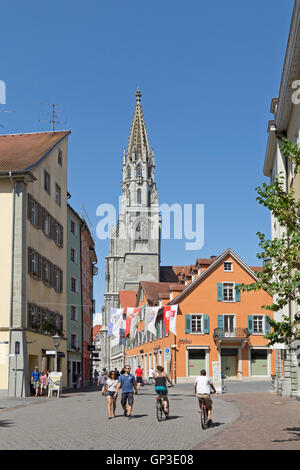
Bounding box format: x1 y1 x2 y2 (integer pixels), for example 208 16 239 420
52 333 61 373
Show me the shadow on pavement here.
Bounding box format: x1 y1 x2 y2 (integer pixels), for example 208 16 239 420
0 420 14 427
272 427 300 443
210 422 225 428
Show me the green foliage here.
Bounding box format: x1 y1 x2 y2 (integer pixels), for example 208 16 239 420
240 139 300 347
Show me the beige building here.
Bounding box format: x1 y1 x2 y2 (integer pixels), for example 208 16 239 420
0 131 70 396
264 0 300 397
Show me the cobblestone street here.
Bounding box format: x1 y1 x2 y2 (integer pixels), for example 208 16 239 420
0 382 299 450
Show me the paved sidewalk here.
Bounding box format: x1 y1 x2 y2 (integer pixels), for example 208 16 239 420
192 392 300 450
0 384 239 450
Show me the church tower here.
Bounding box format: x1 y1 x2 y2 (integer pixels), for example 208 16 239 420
102 89 161 369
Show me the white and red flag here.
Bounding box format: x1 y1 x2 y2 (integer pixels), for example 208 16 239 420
164 305 178 336
125 307 141 343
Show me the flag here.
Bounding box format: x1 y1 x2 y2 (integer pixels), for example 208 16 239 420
164 305 178 336
112 309 124 340
145 306 160 336
125 308 141 343
107 308 124 337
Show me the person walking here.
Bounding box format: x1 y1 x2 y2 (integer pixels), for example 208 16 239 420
114 365 137 418
135 365 143 391
31 366 41 397
148 367 154 385
98 368 107 395
114 368 120 379
104 370 119 419
39 370 48 396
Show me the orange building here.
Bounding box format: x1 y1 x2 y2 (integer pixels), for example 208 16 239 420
124 249 276 383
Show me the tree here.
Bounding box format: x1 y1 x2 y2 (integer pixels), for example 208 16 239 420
240 138 300 347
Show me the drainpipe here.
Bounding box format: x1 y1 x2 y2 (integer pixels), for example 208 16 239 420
8 171 16 396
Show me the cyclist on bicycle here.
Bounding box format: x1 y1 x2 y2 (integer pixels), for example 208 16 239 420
154 366 173 415
194 369 216 426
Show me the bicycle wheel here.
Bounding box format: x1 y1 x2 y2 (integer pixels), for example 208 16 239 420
156 396 163 422
200 404 208 430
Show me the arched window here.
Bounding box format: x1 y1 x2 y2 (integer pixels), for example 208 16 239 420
136 164 142 178
137 189 141 204
127 166 131 179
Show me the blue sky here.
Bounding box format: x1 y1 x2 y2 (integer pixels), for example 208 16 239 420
0 0 294 311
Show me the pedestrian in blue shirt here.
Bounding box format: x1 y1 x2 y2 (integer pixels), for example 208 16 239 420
114 365 137 418
31 366 41 397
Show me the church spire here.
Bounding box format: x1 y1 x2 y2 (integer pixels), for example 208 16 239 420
127 88 150 161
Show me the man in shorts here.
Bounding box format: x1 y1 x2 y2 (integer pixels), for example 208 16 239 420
135 365 143 390
114 365 137 418
194 369 216 426
31 366 41 397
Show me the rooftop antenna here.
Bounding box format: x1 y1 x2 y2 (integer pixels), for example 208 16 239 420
0 109 12 131
39 102 67 132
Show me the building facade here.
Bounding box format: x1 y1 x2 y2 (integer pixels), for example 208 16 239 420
67 205 83 388
81 221 98 385
264 0 300 397
0 131 70 396
125 249 276 383
102 89 161 370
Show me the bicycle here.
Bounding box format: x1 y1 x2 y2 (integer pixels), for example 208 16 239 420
199 398 209 430
155 385 173 422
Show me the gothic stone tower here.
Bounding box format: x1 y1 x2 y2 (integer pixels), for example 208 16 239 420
102 89 161 368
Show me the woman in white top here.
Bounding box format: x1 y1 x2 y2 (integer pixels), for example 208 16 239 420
104 370 119 419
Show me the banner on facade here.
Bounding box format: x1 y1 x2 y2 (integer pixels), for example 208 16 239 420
125 308 141 343
107 308 124 337
145 306 160 336
164 305 178 336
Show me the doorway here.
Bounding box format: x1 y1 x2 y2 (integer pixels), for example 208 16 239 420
188 349 206 376
221 348 238 378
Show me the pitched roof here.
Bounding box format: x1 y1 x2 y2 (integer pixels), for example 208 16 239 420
169 248 261 305
93 325 102 336
140 281 171 302
0 131 70 172
119 291 138 308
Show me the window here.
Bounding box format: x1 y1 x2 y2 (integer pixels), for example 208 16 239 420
28 248 41 279
71 334 78 350
58 149 63 166
224 262 233 272
28 195 41 228
42 209 51 238
55 221 63 247
223 283 234 301
71 306 78 321
44 170 51 195
71 220 76 236
127 166 131 179
137 189 141 204
54 267 63 293
191 314 202 333
224 315 235 334
42 258 51 285
253 315 264 334
70 248 77 263
71 277 78 293
55 184 61 207
147 166 152 179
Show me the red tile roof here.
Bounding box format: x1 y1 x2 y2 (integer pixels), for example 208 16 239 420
0 131 70 172
119 291 138 308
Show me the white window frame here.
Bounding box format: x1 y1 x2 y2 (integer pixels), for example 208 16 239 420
252 315 265 335
224 261 233 272
223 314 236 336
190 314 203 334
223 282 235 302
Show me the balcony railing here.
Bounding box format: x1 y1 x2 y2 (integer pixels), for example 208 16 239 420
213 328 250 339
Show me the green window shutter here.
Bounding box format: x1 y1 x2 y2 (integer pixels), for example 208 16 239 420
203 315 209 334
185 314 191 334
265 316 271 334
217 283 223 301
235 283 241 302
248 315 253 334
217 315 224 330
